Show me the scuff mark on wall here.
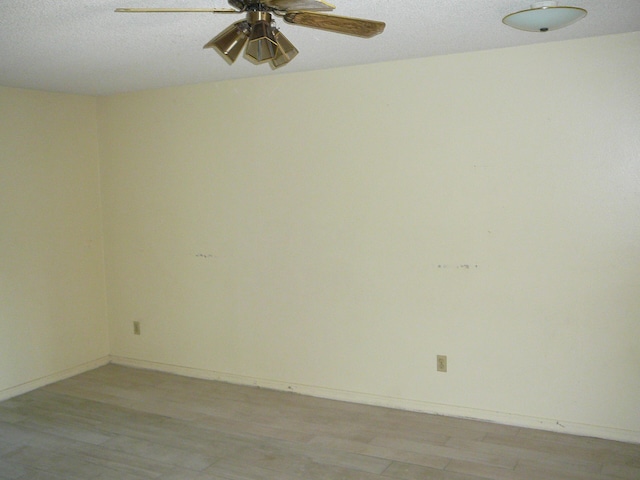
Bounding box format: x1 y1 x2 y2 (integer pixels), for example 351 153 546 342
437 264 479 270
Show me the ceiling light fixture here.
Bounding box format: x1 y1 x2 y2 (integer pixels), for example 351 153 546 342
117 1 386 69
203 10 298 69
502 1 587 32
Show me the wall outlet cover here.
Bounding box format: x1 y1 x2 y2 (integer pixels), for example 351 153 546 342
437 355 447 372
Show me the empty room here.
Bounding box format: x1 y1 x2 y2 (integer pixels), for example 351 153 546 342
1 1 639 479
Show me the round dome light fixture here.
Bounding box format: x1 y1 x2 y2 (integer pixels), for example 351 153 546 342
502 1 587 32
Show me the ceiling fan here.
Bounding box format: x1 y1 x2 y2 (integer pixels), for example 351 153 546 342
116 0 386 69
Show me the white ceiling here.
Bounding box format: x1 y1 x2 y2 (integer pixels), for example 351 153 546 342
1 1 638 96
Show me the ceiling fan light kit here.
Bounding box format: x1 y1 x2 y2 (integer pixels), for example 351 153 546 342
503 1 587 32
116 0 385 69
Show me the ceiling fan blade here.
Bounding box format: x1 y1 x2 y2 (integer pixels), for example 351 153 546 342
115 8 239 13
283 12 385 38
263 0 334 12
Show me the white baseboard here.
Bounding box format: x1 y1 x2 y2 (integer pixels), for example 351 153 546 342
0 356 111 402
110 356 640 445
4 355 636 444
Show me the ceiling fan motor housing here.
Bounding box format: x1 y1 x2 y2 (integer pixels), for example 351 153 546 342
229 0 270 12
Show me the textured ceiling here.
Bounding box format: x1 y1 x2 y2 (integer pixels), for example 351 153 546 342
1 1 638 95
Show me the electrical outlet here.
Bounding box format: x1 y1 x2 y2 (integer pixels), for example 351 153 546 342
133 321 141 335
437 355 447 372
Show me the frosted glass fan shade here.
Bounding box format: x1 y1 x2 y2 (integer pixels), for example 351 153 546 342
503 2 587 32
203 21 249 64
271 29 298 69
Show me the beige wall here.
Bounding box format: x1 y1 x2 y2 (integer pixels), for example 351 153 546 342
0 87 109 397
99 33 640 442
1 32 638 443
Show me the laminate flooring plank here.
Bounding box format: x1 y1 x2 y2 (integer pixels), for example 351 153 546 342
71 443 178 478
445 436 604 474
600 462 640 479
444 459 520 480
212 457 386 480
0 409 27 425
28 390 168 429
91 415 251 458
382 460 482 480
306 434 453 470
156 469 229 480
220 438 392 476
195 414 316 444
482 431 627 464
44 383 204 422
100 435 219 471
370 435 519 469
13 469 68 480
0 421 90 452
0 441 20 459
358 444 452 470
512 461 610 480
0 460 27 480
2 445 104 479
15 415 114 445
204 459 302 480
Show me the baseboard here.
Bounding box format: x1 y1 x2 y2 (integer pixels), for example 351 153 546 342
110 356 640 444
0 356 111 402
4 356 636 444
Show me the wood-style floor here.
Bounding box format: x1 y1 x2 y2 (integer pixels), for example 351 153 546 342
0 365 638 480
